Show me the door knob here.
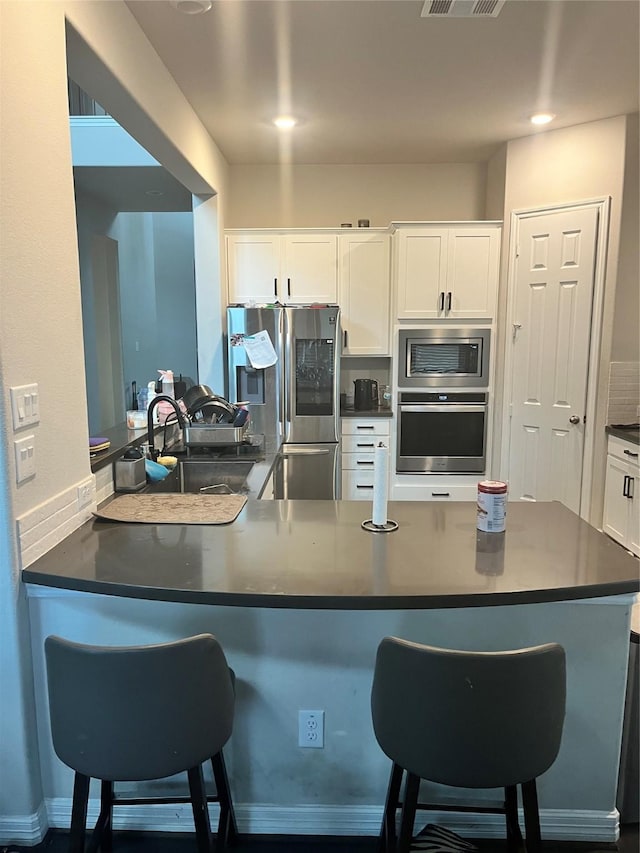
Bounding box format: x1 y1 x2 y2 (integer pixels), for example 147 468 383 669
569 415 580 424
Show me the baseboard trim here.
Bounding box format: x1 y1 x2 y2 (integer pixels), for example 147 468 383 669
0 801 48 845
44 799 620 842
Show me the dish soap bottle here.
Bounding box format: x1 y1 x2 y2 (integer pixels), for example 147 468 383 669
158 369 174 399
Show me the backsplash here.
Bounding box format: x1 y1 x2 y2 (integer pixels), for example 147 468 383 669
340 357 391 407
607 361 640 424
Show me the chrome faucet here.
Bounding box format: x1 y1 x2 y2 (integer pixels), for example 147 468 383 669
146 395 187 460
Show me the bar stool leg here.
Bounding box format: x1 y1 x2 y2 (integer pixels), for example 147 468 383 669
99 780 114 852
211 751 238 848
69 772 90 853
521 779 542 853
505 784 523 852
378 762 403 853
188 764 213 853
397 771 420 853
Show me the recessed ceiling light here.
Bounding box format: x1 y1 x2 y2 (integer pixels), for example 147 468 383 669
530 113 556 126
273 116 298 130
169 0 213 15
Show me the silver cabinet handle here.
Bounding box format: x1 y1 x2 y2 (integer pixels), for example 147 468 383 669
287 278 291 298
356 443 375 448
356 484 374 489
569 415 580 425
439 291 445 311
446 291 452 311
274 278 278 298
356 425 375 430
356 460 374 466
431 491 450 497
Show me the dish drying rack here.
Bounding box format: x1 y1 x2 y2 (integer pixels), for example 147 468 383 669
183 422 249 448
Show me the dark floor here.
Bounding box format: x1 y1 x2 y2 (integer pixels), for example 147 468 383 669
3 824 638 853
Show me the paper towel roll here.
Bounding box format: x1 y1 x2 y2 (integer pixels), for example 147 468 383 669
372 442 389 527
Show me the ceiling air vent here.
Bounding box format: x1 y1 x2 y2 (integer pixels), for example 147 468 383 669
421 0 505 18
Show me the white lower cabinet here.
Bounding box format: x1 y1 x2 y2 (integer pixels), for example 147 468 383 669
341 418 390 501
603 435 640 557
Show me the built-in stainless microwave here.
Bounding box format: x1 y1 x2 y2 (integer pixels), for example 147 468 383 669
398 328 490 388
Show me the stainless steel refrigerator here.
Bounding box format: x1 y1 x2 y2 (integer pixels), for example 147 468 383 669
227 305 341 499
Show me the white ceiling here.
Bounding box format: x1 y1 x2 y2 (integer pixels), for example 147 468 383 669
124 0 640 166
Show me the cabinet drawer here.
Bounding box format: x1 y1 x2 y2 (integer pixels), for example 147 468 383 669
608 435 640 468
342 452 376 471
391 482 478 502
342 471 375 500
341 435 381 453
341 419 390 437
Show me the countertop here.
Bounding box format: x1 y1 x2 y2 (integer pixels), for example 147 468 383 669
23 501 639 609
340 407 393 418
606 425 640 445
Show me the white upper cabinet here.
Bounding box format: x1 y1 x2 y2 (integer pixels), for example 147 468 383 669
226 232 281 304
281 234 337 304
338 231 391 356
226 231 337 305
394 224 501 320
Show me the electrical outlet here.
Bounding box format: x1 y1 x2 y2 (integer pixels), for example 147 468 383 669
77 483 93 508
298 710 324 748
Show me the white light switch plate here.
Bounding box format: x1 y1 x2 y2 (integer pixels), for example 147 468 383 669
14 435 36 483
10 384 39 430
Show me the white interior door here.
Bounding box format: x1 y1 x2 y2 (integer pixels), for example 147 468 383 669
507 206 599 513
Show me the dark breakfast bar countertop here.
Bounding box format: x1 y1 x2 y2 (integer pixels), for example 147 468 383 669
22 500 639 609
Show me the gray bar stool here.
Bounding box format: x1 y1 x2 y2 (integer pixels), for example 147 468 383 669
45 633 237 853
371 637 566 853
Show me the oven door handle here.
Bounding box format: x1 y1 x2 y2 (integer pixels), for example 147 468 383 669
398 404 487 414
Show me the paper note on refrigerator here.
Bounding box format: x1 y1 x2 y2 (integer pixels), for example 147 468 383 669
242 330 278 369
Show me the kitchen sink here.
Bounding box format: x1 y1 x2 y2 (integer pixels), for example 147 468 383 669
144 459 255 495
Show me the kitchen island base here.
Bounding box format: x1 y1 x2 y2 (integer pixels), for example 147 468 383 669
25 587 634 843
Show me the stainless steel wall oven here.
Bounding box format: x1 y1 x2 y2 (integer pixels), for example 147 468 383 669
398 328 490 388
396 391 488 474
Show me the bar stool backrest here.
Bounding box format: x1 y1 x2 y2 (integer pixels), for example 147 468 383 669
45 633 234 782
371 637 566 789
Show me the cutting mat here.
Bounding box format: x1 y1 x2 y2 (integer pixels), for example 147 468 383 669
94 493 247 525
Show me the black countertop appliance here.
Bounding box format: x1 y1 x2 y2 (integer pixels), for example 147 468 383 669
354 379 378 410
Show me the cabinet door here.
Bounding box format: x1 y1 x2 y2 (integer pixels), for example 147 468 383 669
226 234 280 304
341 470 375 500
395 229 448 319
282 234 337 303
446 227 500 319
603 455 631 546
339 233 391 355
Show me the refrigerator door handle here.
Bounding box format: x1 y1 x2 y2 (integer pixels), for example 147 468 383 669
280 308 288 437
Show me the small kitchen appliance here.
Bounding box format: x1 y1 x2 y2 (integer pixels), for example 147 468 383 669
354 379 379 410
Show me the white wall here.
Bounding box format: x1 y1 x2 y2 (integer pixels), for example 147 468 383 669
612 112 639 363
227 163 487 228
0 1 229 842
